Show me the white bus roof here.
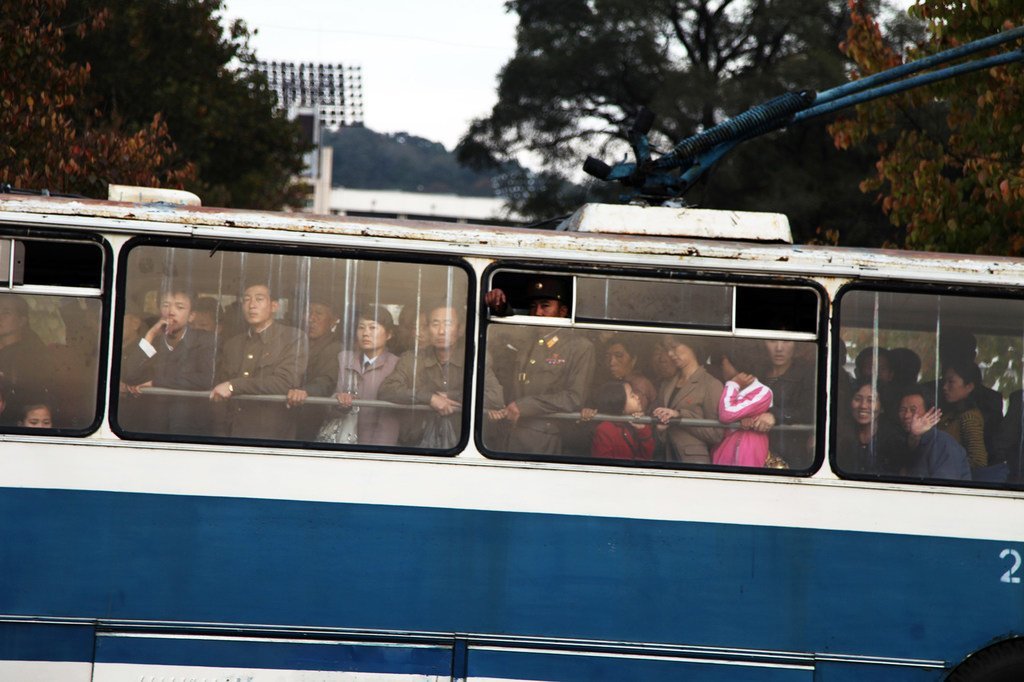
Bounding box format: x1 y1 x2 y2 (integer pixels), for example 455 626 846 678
559 203 793 243
0 195 1021 290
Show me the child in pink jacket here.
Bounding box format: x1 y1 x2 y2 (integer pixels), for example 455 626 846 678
712 351 774 467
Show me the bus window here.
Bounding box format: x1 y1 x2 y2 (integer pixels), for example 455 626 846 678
576 276 733 329
481 270 820 471
835 288 1024 486
0 235 105 435
0 293 102 432
115 243 470 453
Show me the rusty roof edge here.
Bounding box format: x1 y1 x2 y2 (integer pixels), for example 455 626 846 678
0 196 1020 285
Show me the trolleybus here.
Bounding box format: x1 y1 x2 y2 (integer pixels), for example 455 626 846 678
0 193 1021 681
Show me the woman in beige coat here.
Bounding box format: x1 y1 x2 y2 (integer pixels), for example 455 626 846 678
653 335 724 464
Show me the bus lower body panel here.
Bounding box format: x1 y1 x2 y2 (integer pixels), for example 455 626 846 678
0 486 1014 680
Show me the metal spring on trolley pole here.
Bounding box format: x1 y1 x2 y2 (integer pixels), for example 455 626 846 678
652 90 817 171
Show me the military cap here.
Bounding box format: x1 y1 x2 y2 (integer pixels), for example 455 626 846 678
525 277 570 302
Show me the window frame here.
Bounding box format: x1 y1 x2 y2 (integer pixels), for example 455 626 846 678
475 261 828 475
0 227 111 437
111 235 477 456
831 280 1024 490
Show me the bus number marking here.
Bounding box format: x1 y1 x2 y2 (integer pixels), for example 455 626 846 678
1000 548 1021 584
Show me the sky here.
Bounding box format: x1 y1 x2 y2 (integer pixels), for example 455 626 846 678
222 1 917 152
222 0 518 151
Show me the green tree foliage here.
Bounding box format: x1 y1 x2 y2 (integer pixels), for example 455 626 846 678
0 0 193 197
831 0 1024 255
458 0 906 242
62 0 309 209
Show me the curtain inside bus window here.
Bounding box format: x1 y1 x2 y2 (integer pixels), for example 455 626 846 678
116 244 469 453
836 289 1024 485
482 271 819 472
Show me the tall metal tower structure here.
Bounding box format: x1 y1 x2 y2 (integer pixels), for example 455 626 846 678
256 61 364 130
253 61 363 213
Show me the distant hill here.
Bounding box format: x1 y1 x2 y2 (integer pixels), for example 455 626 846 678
323 126 501 197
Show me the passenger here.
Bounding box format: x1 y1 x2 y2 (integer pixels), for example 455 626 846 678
17 403 52 429
122 308 145 351
889 347 922 387
121 288 216 434
191 297 223 335
580 335 656 423
210 282 308 441
50 299 101 428
854 346 894 385
378 302 465 448
0 294 53 427
217 298 248 342
481 351 512 451
485 278 595 456
646 337 679 460
648 337 677 387
603 336 657 413
652 335 723 465
752 337 815 468
993 390 1024 482
836 379 904 475
854 346 899 418
286 297 342 440
590 381 654 460
896 387 971 480
711 342 773 468
835 338 855 388
939 328 1003 451
391 305 427 356
320 304 401 446
938 360 989 468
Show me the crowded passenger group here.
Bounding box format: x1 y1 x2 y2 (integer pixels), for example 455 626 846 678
2 274 1013 482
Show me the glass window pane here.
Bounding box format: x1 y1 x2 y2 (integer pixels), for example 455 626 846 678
837 289 1023 485
117 244 468 452
0 292 102 432
483 298 818 470
20 240 103 288
576 276 732 329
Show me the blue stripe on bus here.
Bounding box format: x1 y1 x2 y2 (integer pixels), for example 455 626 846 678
468 648 813 682
95 634 452 674
0 621 94 662
0 487 1019 668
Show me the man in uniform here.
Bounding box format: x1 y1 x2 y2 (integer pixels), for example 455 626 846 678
210 282 308 441
378 301 465 449
285 296 342 440
121 287 216 434
485 278 595 456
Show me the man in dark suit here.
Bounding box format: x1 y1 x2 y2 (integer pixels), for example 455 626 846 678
120 288 216 435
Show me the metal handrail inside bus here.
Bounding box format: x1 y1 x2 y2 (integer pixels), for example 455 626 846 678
134 387 813 430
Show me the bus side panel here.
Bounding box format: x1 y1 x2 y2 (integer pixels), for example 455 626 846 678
466 647 813 681
0 486 1019 666
814 661 944 681
92 632 452 681
0 621 94 682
